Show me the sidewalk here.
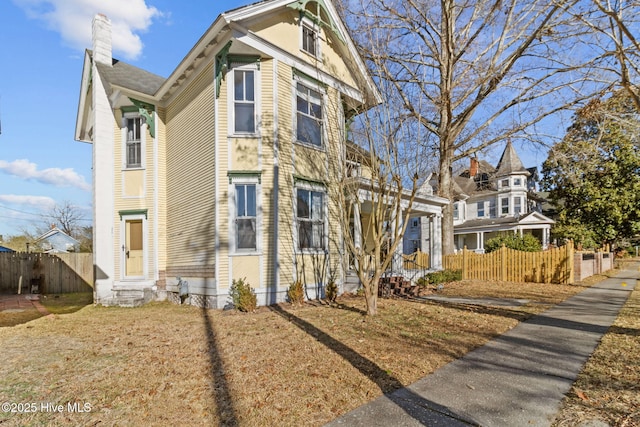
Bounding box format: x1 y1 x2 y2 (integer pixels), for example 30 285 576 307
326 262 639 427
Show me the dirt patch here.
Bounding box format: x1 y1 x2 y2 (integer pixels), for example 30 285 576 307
0 280 589 426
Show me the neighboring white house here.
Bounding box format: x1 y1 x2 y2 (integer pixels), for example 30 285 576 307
35 226 80 253
451 141 554 252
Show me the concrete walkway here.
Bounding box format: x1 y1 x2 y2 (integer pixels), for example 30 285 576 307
327 262 639 427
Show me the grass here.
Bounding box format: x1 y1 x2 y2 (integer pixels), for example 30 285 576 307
552 266 640 426
39 292 93 315
0 272 635 426
0 293 92 327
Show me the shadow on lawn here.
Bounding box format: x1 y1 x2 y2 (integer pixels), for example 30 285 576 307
202 306 239 427
268 304 478 426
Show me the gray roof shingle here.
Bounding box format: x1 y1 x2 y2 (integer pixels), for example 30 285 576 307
93 52 166 96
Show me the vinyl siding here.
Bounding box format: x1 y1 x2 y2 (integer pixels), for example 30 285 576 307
165 62 216 271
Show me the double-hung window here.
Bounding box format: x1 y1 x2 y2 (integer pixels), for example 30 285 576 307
296 188 325 250
233 68 256 133
235 184 257 251
477 201 485 218
501 197 509 215
302 22 318 57
125 116 142 168
514 196 522 215
296 82 323 147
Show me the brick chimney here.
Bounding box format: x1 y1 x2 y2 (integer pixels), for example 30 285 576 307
92 14 112 66
469 157 479 178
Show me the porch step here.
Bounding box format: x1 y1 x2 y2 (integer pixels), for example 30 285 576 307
101 287 154 307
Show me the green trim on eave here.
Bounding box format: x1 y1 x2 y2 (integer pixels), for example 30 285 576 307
227 171 262 184
119 209 148 219
293 174 326 187
287 0 345 44
126 98 156 138
292 68 327 89
215 41 233 99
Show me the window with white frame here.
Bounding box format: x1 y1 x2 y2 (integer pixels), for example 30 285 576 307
514 196 522 215
514 177 522 186
232 66 256 134
477 201 485 217
301 21 318 57
296 187 325 250
235 183 257 251
296 82 323 146
501 178 509 188
125 116 142 168
501 197 509 215
453 202 460 220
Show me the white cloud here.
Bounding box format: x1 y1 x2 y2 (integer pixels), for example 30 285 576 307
0 159 91 191
0 194 56 210
13 0 162 60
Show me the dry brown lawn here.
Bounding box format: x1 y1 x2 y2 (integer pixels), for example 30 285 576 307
552 267 640 427
0 279 607 426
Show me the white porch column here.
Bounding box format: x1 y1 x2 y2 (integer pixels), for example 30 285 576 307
353 201 362 251
391 208 403 273
432 214 443 269
421 216 430 253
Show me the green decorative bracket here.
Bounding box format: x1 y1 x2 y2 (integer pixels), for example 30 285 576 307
228 55 261 69
215 41 233 99
128 98 156 138
287 0 345 44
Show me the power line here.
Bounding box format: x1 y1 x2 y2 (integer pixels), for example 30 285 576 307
0 203 43 218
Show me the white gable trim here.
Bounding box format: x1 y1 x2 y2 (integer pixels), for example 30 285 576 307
229 23 365 103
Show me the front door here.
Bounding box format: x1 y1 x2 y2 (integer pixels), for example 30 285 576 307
125 219 144 277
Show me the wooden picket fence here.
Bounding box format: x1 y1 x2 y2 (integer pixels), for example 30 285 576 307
403 249 430 270
443 242 575 284
0 252 93 294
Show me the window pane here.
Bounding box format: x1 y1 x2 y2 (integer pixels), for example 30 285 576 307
246 185 256 216
297 190 310 218
235 104 255 133
311 191 323 220
234 71 244 100
245 71 254 101
298 221 312 249
236 185 246 216
237 218 256 249
312 222 323 248
297 114 321 145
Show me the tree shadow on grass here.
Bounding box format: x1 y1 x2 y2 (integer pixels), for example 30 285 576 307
268 304 478 426
201 306 239 427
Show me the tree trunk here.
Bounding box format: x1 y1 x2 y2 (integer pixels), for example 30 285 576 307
362 277 378 315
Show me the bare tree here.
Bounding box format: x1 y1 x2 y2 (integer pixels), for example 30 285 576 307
41 200 88 238
570 0 640 110
334 83 431 315
340 0 603 254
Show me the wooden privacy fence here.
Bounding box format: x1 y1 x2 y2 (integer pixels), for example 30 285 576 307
443 242 575 284
0 252 93 294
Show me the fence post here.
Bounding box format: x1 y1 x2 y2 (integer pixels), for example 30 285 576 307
567 240 575 284
462 246 468 280
501 244 507 282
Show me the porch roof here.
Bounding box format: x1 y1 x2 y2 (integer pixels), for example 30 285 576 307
454 211 554 233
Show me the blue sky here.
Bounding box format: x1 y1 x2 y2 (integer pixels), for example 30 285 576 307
0 0 248 238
